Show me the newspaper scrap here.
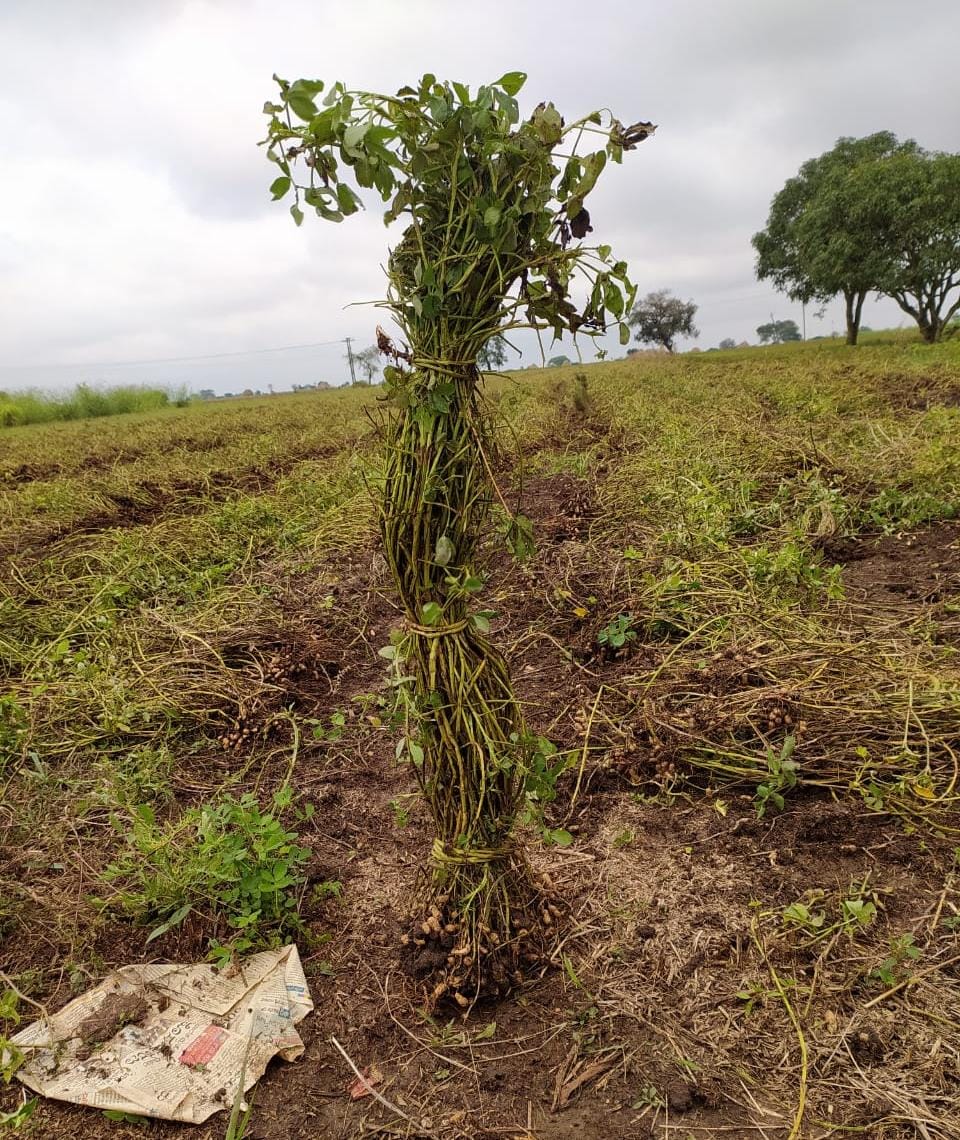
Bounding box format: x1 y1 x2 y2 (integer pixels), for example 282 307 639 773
9 944 313 1124
347 1065 382 1100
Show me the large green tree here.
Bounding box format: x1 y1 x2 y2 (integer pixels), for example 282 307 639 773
752 132 915 345
263 72 652 1003
865 149 960 343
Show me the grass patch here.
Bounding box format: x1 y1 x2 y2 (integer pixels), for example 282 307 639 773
0 382 186 428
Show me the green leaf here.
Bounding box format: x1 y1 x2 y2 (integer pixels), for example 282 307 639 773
290 203 304 227
421 602 442 626
336 182 361 215
547 828 574 847
408 741 425 767
135 802 155 825
146 903 192 944
269 175 291 201
470 612 491 635
505 513 536 561
427 94 450 122
287 92 318 122
435 535 455 566
483 205 502 229
603 280 624 319
496 71 527 96
292 78 325 96
0 1100 37 1128
619 322 630 345
305 186 343 222
343 121 370 153
103 1110 148 1125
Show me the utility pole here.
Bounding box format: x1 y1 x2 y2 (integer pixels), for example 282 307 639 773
802 302 806 341
344 337 357 385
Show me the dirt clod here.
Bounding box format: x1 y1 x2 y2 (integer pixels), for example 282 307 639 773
75 990 151 1057
665 1078 696 1112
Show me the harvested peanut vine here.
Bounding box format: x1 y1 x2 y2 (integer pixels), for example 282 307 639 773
263 72 653 1004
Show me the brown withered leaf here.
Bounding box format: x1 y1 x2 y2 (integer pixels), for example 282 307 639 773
569 209 592 239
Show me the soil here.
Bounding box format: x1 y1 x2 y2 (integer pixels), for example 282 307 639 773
75 990 152 1057
828 521 960 601
878 372 960 411
827 520 960 644
2 471 959 1139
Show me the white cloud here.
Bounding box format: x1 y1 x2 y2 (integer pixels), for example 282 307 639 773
1 0 958 391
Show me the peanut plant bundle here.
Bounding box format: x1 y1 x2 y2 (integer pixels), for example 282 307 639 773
262 70 653 1003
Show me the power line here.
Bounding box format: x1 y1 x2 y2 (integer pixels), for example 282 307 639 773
0 336 364 372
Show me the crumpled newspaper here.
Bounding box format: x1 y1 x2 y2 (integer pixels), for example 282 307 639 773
9 944 313 1123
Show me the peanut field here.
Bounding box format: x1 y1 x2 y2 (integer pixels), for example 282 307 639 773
2 336 959 1139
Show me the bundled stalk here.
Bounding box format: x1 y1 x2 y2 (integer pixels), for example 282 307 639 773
379 357 539 1001
263 70 653 1001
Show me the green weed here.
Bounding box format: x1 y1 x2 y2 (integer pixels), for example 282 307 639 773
597 614 637 651
779 881 880 944
102 789 310 955
755 735 799 817
0 696 27 773
742 540 844 603
870 933 921 987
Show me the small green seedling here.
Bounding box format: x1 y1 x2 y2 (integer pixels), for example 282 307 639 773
781 899 826 934
311 880 343 904
840 892 877 936
755 734 798 817
597 614 637 651
631 1083 664 1110
389 796 411 828
311 710 347 742
870 933 921 987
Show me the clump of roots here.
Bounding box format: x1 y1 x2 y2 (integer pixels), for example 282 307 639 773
400 860 563 1009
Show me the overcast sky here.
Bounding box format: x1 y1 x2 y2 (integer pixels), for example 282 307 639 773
2 0 959 395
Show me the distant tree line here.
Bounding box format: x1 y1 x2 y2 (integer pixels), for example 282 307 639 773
753 132 960 345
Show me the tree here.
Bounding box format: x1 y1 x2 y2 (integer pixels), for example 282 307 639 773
264 71 652 1004
627 290 698 352
477 335 508 371
864 149 960 343
753 133 916 345
353 345 381 383
718 338 737 350
756 319 801 344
